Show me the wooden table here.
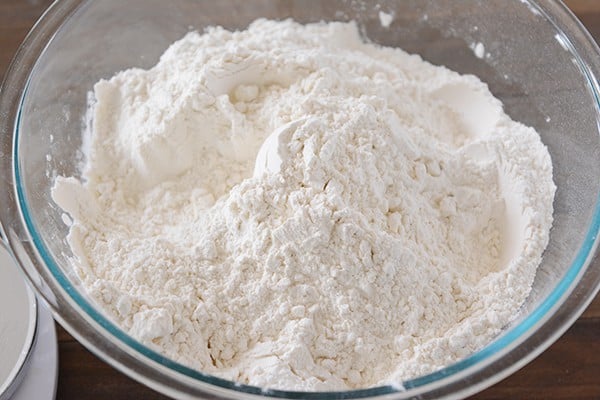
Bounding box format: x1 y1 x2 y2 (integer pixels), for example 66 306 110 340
1 1 599 399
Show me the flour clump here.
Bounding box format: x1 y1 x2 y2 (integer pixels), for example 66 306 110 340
52 19 556 391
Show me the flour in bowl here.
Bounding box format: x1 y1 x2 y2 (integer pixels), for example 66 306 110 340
52 19 556 391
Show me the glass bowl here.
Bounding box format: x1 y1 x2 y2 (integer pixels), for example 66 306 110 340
1 0 600 399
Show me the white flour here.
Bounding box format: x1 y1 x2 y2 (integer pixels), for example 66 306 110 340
52 20 555 391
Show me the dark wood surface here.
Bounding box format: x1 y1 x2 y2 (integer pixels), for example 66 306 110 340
1 1 599 399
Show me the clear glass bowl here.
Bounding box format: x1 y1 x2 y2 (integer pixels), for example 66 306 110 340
1 1 600 399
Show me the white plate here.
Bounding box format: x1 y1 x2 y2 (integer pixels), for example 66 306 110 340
0 246 37 399
11 300 58 400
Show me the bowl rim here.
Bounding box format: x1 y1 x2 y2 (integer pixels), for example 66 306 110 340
2 0 600 399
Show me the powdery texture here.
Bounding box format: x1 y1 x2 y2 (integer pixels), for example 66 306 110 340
52 20 556 391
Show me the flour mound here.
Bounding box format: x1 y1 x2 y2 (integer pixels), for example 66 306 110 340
52 20 555 391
